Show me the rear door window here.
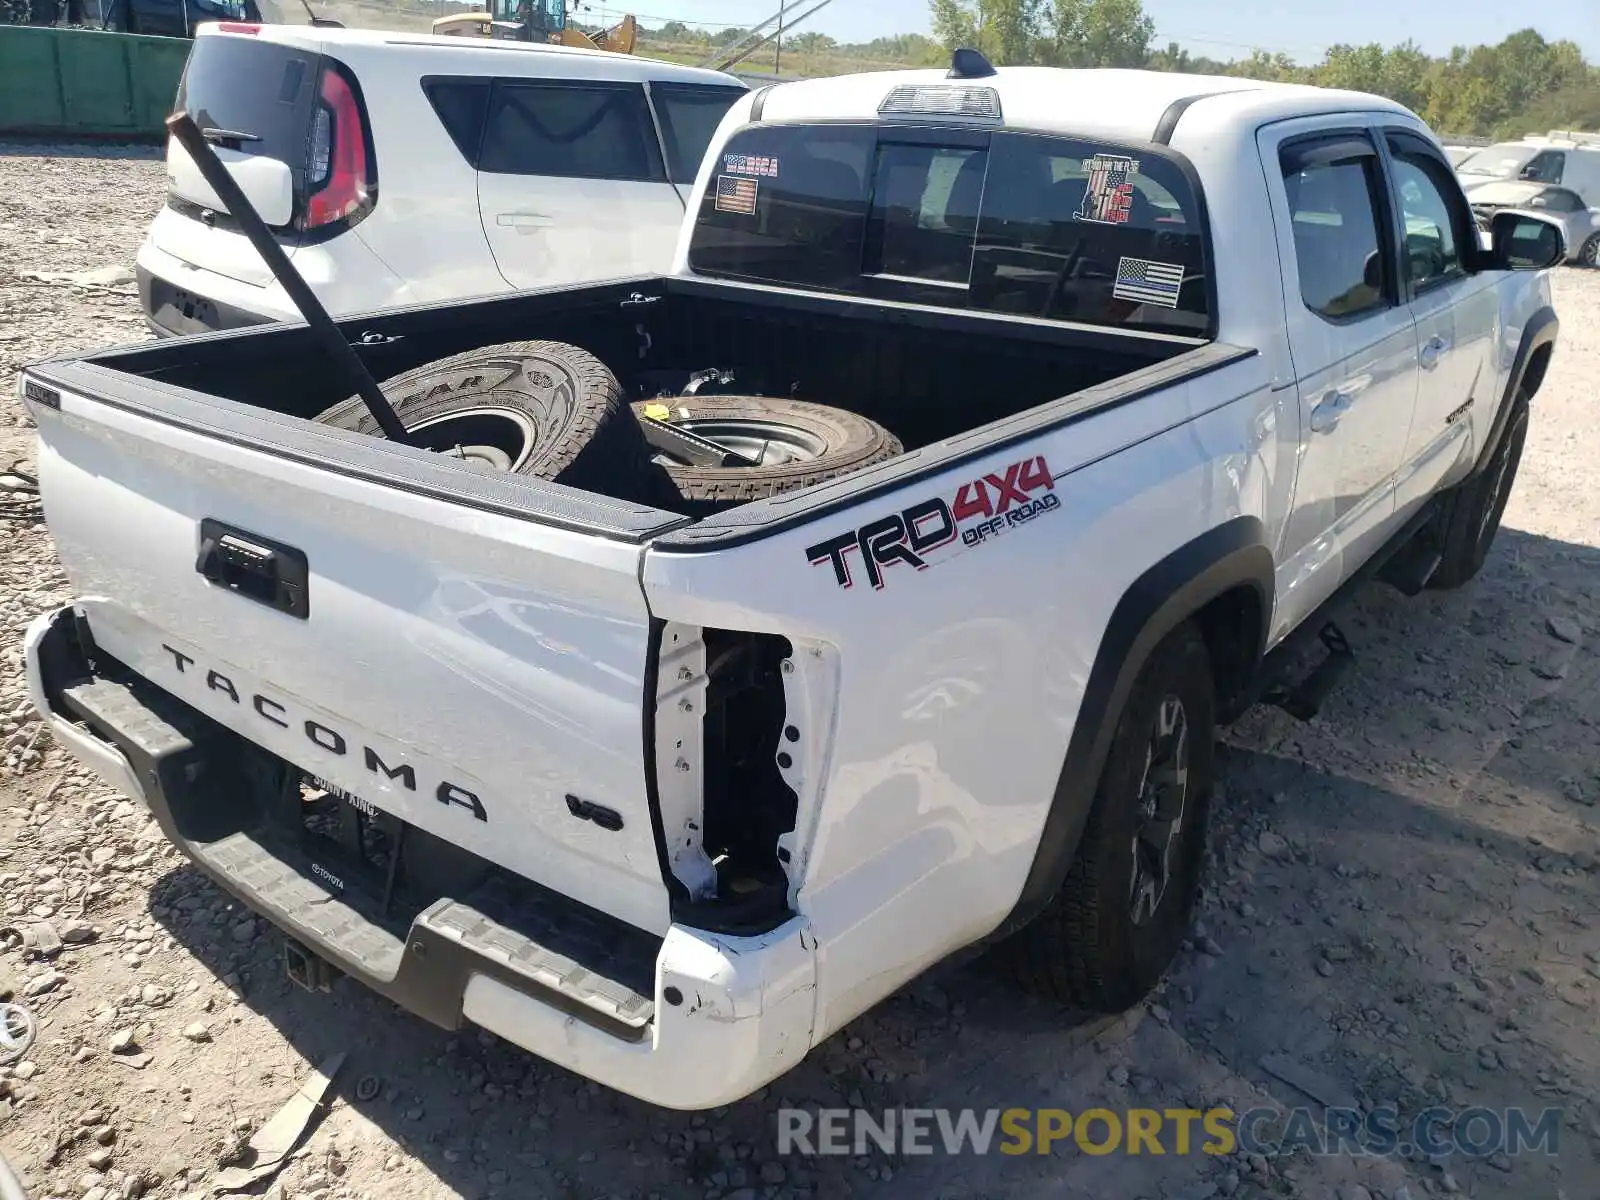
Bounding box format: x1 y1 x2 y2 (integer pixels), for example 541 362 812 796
479 82 665 182
176 35 318 186
649 84 748 183
688 123 1211 336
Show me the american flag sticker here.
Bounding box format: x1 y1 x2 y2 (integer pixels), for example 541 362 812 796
1075 155 1139 225
715 175 759 215
1113 257 1186 308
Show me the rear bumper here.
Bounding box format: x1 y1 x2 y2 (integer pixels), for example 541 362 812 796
138 264 275 339
25 604 817 1109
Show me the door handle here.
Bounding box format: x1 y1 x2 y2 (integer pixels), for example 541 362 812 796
496 212 553 229
1309 390 1351 435
1419 335 1449 370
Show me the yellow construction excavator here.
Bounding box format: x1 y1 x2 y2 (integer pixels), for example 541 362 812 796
431 0 637 53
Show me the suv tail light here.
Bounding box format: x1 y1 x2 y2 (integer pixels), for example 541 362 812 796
303 62 375 232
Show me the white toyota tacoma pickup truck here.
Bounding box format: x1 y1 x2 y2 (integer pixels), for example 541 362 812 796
18 55 1563 1110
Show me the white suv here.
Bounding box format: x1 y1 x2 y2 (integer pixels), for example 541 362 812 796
137 23 747 336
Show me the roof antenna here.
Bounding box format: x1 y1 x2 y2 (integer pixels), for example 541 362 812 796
948 47 997 79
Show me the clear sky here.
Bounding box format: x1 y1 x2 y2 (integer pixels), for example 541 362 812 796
595 0 1600 64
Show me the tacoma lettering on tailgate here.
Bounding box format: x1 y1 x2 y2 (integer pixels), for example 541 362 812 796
159 644 489 822
805 453 1060 591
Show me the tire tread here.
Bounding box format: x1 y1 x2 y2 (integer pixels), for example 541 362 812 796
316 340 672 506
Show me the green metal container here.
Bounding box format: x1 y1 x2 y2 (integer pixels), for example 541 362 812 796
0 24 189 139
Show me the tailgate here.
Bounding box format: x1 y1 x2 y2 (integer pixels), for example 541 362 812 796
27 369 682 937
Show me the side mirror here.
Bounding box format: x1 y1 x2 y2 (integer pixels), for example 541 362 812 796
1487 210 1565 270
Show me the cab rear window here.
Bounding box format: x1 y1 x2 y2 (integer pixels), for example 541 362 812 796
688 124 1211 336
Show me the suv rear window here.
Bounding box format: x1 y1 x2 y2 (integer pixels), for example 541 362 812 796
688 124 1211 336
176 36 319 187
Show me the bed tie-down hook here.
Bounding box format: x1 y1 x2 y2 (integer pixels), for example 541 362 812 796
621 293 661 359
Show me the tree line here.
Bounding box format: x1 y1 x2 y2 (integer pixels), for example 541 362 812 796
928 0 1600 137
933 0 1599 138
646 1 1598 138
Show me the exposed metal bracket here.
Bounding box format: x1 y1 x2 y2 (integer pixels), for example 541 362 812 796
655 624 718 900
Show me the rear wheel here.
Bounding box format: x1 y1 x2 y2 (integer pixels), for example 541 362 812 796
1427 392 1528 590
632 395 902 510
1001 620 1215 1012
314 340 672 505
1581 234 1600 267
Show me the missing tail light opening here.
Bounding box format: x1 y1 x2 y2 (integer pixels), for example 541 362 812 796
303 60 376 233
656 627 798 934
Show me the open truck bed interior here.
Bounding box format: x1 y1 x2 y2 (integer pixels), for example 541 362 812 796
30 276 1239 543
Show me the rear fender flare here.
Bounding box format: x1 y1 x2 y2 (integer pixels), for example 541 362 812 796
1476 305 1557 476
990 516 1274 941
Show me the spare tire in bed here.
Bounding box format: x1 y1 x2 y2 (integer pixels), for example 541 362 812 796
313 339 671 505
631 395 902 508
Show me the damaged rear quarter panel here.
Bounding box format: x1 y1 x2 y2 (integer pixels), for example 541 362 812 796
641 355 1287 1040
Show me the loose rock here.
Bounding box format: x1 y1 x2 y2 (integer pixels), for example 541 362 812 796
1545 614 1581 643
21 970 65 996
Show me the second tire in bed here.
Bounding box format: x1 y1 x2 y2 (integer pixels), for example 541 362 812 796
633 395 903 507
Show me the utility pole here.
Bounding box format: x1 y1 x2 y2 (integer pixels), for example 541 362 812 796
774 0 783 75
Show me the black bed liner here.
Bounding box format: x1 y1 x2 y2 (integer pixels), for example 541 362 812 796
27 273 1255 550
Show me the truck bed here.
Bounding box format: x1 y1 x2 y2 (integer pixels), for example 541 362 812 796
33 275 1227 541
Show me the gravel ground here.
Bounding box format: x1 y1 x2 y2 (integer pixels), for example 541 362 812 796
0 143 1597 1200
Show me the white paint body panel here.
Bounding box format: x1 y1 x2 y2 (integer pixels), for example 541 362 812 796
644 358 1290 1038
29 63 1557 1107
478 173 685 290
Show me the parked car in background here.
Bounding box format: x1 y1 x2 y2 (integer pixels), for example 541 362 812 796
104 0 261 38
137 23 747 336
1455 134 1600 209
1467 181 1600 266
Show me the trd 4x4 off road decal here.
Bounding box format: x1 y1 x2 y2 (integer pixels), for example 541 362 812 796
805 454 1060 590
